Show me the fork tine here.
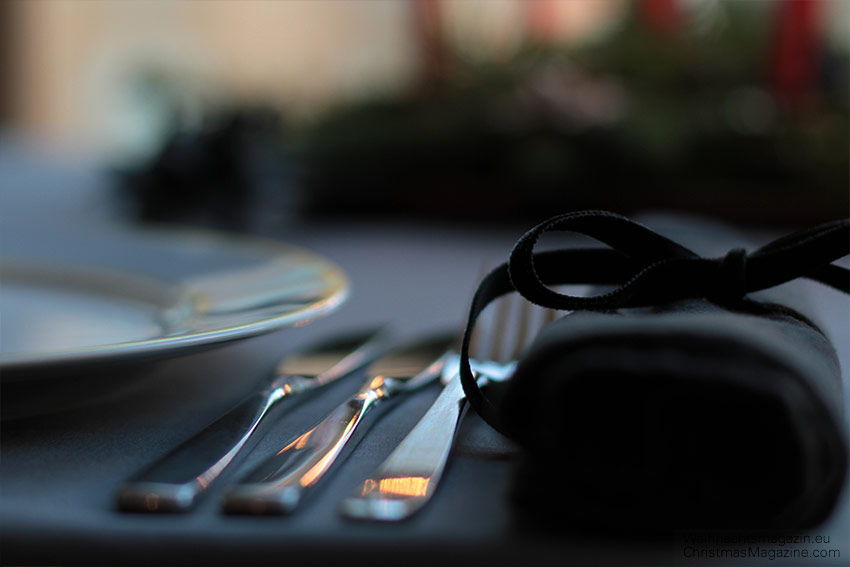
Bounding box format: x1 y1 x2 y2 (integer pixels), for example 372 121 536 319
466 264 492 359
476 293 563 363
490 294 512 362
467 319 483 362
508 296 531 361
506 303 560 362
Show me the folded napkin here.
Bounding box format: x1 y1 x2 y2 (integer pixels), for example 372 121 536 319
459 211 849 531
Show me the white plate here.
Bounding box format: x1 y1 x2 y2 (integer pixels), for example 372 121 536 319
0 225 348 416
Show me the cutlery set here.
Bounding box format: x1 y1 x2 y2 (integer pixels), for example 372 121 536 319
117 297 555 520
222 333 455 515
116 328 390 513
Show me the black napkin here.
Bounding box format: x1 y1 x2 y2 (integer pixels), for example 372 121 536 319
504 300 846 531
459 211 849 532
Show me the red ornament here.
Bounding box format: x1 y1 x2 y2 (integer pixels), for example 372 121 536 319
769 0 822 107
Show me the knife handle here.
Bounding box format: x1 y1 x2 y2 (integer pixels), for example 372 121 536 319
116 376 311 513
223 375 400 515
340 372 468 521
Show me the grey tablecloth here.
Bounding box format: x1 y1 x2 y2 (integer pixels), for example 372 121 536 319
1 138 848 566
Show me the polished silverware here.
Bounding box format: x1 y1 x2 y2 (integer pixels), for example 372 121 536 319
222 333 456 515
341 297 557 521
116 328 387 513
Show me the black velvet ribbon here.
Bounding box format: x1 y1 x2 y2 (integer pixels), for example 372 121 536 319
459 210 850 439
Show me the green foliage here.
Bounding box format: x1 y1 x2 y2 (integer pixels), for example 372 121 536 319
295 3 848 225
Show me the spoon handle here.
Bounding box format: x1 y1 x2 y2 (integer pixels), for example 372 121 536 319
115 328 388 513
115 377 309 513
222 375 401 515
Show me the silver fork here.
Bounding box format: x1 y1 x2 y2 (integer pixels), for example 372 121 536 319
340 295 557 521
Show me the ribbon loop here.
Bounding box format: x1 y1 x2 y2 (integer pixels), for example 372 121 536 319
460 211 850 438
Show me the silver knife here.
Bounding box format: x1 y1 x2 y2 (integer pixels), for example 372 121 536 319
222 333 456 515
115 327 388 513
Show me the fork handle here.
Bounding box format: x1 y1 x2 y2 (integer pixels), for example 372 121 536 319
340 372 468 521
115 377 314 513
223 375 400 515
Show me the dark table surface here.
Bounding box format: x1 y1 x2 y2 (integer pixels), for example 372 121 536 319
1 137 848 566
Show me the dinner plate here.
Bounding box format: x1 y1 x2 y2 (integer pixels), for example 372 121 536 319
0 225 348 418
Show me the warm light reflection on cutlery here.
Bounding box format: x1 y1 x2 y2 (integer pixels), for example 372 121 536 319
222 333 455 515
341 297 558 522
115 327 388 513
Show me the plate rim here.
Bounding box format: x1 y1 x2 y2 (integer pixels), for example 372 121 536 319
0 225 349 377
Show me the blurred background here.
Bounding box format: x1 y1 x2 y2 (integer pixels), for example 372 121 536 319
1 0 848 230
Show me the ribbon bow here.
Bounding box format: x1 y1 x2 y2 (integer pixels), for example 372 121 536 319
459 211 849 437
